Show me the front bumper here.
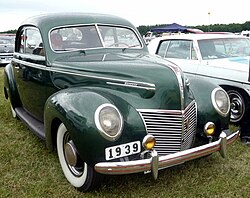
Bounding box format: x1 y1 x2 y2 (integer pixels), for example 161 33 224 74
94 130 240 179
0 53 13 64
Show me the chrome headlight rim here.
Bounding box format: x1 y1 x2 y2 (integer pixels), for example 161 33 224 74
211 87 230 117
95 103 123 141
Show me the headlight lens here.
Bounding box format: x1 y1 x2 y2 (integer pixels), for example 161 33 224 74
95 104 123 141
211 88 230 117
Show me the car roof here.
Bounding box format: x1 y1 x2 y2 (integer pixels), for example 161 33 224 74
154 33 247 41
0 34 15 36
19 12 135 32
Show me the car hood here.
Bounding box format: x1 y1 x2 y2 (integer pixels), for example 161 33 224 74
202 56 250 84
50 51 183 86
170 56 250 84
50 52 187 110
51 51 181 78
205 56 250 72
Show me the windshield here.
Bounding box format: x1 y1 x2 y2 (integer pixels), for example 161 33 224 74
50 24 142 52
198 38 250 60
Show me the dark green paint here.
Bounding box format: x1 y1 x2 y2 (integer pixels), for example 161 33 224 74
4 13 230 165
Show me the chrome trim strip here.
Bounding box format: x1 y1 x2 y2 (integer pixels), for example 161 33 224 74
13 58 46 70
96 23 143 48
106 82 155 91
137 100 195 114
184 71 250 86
12 57 155 91
0 53 13 55
95 23 105 47
164 63 185 111
48 67 155 90
94 130 240 175
152 59 186 149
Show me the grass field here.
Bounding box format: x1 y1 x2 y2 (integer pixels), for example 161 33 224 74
0 67 249 197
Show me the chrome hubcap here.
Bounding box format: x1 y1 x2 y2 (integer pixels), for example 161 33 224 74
228 91 245 122
64 140 77 167
63 133 83 177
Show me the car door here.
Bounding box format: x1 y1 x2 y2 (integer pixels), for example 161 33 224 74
12 27 48 121
157 39 200 76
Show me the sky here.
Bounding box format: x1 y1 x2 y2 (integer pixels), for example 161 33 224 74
0 0 249 32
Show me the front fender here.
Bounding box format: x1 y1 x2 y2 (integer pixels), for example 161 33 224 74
44 87 146 165
188 76 229 136
4 63 21 108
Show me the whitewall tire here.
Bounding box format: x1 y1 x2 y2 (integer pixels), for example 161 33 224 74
56 123 100 191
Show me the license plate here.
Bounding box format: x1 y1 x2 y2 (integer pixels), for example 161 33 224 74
105 141 141 161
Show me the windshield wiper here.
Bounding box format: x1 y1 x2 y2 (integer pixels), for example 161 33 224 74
63 48 86 55
78 49 86 55
122 44 141 52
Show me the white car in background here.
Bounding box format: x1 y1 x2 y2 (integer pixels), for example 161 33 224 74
148 33 250 144
0 34 15 66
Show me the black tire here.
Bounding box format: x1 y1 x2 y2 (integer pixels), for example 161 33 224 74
56 123 101 192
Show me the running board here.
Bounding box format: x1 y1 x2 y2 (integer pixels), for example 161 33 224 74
15 107 45 140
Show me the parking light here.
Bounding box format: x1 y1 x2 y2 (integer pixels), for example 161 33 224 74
143 135 156 150
204 122 216 136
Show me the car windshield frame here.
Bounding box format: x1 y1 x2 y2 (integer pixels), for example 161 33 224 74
198 37 250 60
49 24 143 53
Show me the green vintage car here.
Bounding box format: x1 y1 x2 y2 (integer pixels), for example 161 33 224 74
3 13 239 192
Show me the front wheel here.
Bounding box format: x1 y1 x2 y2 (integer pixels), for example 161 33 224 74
56 123 101 192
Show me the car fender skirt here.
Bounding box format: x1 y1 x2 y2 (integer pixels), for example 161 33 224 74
94 130 240 177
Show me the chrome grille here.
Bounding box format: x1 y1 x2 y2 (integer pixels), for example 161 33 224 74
0 54 13 59
138 100 197 156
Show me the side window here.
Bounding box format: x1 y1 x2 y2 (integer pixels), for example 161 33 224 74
166 40 192 59
157 40 169 57
26 28 44 56
199 40 218 60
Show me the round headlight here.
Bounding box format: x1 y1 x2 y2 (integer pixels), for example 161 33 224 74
95 104 123 141
211 88 230 117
